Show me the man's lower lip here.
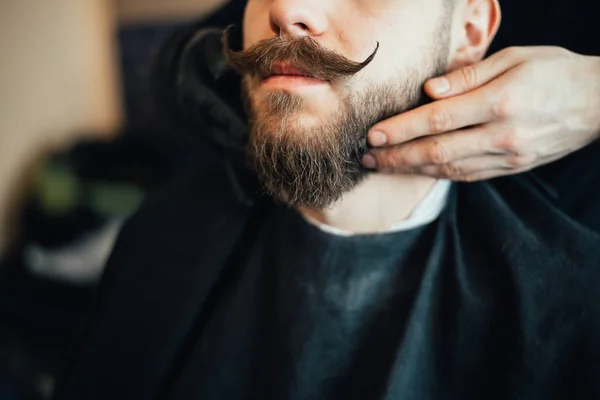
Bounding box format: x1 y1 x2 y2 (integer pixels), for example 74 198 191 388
262 75 328 88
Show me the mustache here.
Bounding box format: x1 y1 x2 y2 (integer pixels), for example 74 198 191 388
222 26 379 81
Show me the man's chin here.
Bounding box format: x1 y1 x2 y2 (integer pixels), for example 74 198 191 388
246 81 372 209
265 172 367 210
256 117 334 144
251 134 369 209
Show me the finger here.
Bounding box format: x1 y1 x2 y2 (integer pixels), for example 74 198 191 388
415 154 529 179
368 88 496 147
419 149 567 181
424 47 527 99
453 168 520 182
416 148 570 182
366 125 506 169
453 163 543 182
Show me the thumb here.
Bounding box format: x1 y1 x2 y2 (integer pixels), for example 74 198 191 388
424 47 525 99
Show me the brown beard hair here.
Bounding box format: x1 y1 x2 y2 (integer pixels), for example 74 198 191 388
223 24 450 209
247 83 426 209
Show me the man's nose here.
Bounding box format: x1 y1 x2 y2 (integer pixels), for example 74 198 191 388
269 0 328 38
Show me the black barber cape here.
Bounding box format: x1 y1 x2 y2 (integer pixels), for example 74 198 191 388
55 30 600 400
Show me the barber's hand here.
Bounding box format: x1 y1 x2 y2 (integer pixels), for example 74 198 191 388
362 47 600 181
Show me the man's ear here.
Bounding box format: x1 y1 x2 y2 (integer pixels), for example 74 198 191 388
448 0 501 70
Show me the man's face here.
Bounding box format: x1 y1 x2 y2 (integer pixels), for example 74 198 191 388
227 0 454 208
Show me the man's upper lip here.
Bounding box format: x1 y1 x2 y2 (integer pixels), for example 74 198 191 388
269 62 316 79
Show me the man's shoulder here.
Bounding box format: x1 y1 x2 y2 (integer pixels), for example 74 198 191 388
455 142 600 235
99 164 257 285
528 142 600 233
54 166 265 399
111 164 261 268
129 166 249 230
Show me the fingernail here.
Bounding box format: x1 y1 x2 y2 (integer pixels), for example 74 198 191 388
369 130 388 146
429 77 450 94
361 153 377 169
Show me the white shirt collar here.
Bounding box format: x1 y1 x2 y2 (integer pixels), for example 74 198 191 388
301 180 452 237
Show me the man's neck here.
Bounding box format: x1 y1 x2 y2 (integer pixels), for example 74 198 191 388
299 174 439 234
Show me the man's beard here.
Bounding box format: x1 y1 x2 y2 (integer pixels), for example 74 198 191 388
224 33 450 209
247 83 427 209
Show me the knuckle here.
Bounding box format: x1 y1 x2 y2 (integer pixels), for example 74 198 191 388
428 141 449 164
505 156 524 168
491 93 513 119
382 151 401 168
460 65 479 90
404 165 421 175
393 148 413 166
556 47 575 59
429 106 453 134
461 174 481 183
440 162 462 177
506 154 536 168
503 46 518 57
493 127 520 153
503 46 526 62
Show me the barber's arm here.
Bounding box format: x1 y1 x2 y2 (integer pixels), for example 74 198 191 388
361 47 600 182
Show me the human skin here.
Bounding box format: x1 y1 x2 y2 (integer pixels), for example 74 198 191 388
362 47 600 182
241 0 501 232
